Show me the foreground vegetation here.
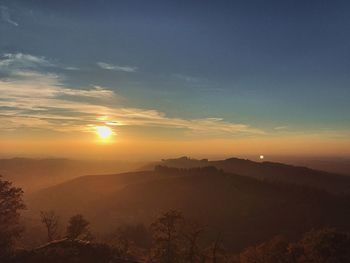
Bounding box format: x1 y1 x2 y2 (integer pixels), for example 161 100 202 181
1 167 350 262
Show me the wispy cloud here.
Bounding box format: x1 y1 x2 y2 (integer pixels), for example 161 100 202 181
64 66 80 71
0 53 53 73
0 53 81 74
97 62 137 73
0 53 263 136
0 5 18 26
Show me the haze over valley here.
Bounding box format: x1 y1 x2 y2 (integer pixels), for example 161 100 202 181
1 0 350 262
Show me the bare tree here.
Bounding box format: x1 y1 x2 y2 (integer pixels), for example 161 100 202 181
0 176 25 258
40 210 60 242
206 233 225 263
183 221 204 263
150 210 184 263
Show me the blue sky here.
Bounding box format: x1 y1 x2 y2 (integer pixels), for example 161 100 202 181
1 0 350 154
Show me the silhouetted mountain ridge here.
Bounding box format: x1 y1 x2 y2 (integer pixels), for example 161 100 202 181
144 156 350 194
27 164 350 252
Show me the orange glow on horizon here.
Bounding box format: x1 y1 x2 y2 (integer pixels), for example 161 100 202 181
1 134 350 160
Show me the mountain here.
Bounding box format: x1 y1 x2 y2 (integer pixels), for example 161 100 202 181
26 171 160 215
0 158 144 193
143 156 350 194
266 156 350 176
27 166 350 252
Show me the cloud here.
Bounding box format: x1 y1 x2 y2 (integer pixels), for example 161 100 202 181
0 5 18 26
97 62 137 72
0 53 83 75
0 53 264 136
64 66 80 71
0 53 53 75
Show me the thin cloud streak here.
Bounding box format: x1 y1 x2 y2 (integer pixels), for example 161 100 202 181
0 5 18 26
97 62 137 72
0 53 264 136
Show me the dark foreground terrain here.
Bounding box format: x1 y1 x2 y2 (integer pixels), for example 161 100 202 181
1 157 350 262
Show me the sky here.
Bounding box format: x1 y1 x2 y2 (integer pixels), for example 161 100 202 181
0 0 350 159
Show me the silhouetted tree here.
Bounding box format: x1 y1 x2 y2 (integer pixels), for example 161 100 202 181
206 233 225 263
239 229 350 263
298 228 350 263
66 214 91 240
0 176 25 258
182 221 204 263
114 223 151 248
239 236 292 263
106 223 151 260
112 234 132 260
40 210 60 242
150 210 184 263
154 166 222 177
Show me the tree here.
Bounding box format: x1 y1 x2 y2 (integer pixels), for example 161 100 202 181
0 176 25 257
239 236 292 263
299 228 350 263
66 214 91 240
205 233 225 263
107 223 151 260
238 229 350 263
40 210 60 242
150 210 184 263
112 234 132 260
182 221 204 263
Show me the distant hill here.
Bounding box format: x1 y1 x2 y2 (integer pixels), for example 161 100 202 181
27 166 350 252
27 171 160 215
143 156 350 194
0 158 144 193
266 156 350 176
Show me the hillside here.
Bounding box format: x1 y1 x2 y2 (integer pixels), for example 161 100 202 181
0 158 143 192
27 166 350 252
26 171 160 216
143 157 350 194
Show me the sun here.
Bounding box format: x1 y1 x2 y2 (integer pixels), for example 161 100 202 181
96 126 113 140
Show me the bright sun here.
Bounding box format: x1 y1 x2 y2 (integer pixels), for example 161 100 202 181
96 126 113 140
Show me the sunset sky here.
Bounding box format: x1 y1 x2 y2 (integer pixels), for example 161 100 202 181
1 0 350 159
